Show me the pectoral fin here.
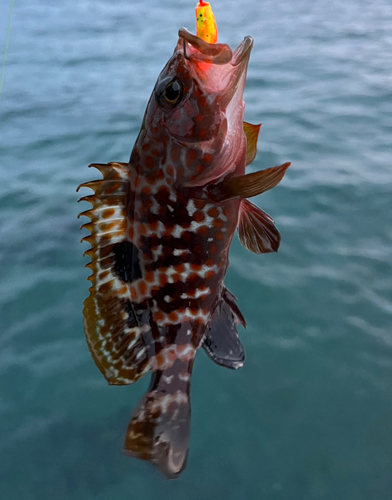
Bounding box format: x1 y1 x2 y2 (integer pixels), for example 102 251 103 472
239 199 281 254
243 121 261 166
209 162 290 203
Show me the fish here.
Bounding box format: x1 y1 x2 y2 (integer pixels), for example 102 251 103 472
77 28 290 479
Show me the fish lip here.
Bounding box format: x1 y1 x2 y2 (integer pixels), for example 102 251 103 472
231 36 254 67
178 27 232 64
178 28 253 67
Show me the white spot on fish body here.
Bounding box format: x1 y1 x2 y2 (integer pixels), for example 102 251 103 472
186 199 197 216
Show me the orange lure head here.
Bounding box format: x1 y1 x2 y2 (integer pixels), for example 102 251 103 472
195 0 218 43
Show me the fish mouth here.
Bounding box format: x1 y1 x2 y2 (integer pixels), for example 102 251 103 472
178 28 253 101
178 28 253 68
178 28 233 64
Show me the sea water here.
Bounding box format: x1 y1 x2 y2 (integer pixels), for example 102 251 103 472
0 0 391 498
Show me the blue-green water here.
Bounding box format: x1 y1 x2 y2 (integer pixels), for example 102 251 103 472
1 0 391 498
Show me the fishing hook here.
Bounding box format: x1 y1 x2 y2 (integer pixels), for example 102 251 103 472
183 38 190 61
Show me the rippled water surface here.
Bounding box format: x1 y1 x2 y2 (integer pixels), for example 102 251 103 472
1 0 391 498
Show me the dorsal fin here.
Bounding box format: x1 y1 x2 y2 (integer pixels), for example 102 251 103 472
77 162 151 386
202 288 246 370
243 121 261 166
238 199 281 254
208 162 290 203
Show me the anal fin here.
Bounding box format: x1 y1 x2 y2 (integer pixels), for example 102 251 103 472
202 288 246 370
238 199 281 254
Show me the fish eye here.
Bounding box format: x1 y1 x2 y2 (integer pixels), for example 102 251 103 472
156 77 184 108
163 80 183 104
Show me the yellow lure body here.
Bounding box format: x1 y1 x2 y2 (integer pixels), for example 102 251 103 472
195 1 218 44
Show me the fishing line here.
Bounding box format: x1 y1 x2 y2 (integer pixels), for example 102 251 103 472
0 0 15 103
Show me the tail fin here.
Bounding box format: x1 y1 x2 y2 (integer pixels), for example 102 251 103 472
124 360 193 478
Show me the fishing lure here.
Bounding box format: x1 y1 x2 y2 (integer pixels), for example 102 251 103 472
78 16 289 479
195 0 218 43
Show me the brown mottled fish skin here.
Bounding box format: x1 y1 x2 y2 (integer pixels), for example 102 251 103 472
78 28 290 478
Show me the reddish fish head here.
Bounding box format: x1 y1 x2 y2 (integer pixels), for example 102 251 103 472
136 29 253 185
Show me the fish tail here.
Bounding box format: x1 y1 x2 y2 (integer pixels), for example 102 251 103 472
124 358 194 479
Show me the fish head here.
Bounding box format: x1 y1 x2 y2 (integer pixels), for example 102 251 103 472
138 29 253 185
